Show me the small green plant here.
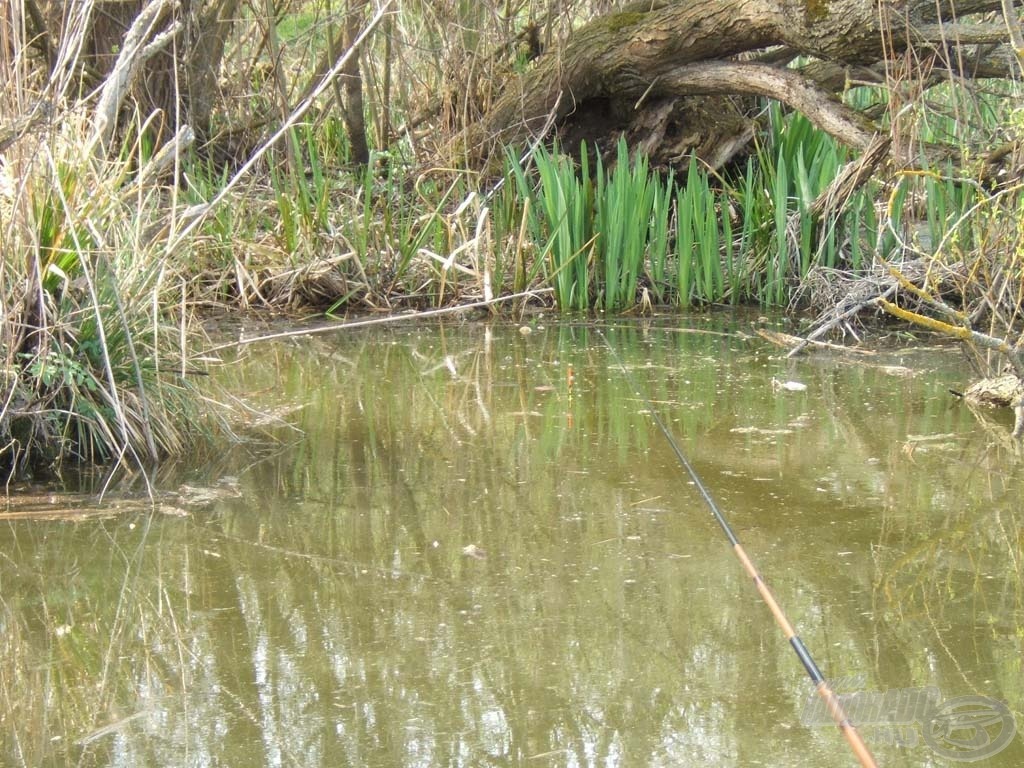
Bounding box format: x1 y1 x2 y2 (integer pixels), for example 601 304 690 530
675 157 725 306
506 138 675 311
508 142 595 310
594 139 664 310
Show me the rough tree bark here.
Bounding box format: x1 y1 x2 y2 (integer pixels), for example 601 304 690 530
462 0 1015 167
340 0 371 165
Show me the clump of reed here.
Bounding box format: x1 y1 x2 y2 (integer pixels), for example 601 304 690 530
0 112 211 480
501 138 675 311
491 95 1010 313
0 4 218 480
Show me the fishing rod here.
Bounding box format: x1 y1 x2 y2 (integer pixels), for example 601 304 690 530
597 327 879 768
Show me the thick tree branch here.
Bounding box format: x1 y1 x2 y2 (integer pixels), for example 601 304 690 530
1000 0 1024 69
912 23 1017 44
660 62 877 149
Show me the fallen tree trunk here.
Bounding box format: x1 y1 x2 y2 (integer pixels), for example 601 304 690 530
459 0 1014 166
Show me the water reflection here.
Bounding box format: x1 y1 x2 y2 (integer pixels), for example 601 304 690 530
2 316 1023 767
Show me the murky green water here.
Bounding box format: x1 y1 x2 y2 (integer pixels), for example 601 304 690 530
3 315 1023 767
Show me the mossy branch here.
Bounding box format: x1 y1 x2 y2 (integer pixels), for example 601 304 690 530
883 264 966 325
875 298 1024 378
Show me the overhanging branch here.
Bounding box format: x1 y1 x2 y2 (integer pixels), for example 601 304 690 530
661 61 877 150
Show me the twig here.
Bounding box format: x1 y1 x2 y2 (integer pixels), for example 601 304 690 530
483 90 564 202
164 1 394 254
198 288 554 357
811 134 891 220
787 283 897 357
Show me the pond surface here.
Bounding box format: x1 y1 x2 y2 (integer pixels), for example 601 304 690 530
2 315 1023 767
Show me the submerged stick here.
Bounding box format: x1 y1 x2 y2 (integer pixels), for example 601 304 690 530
598 327 879 768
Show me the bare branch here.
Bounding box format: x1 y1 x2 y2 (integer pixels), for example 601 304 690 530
91 0 179 155
661 62 878 150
